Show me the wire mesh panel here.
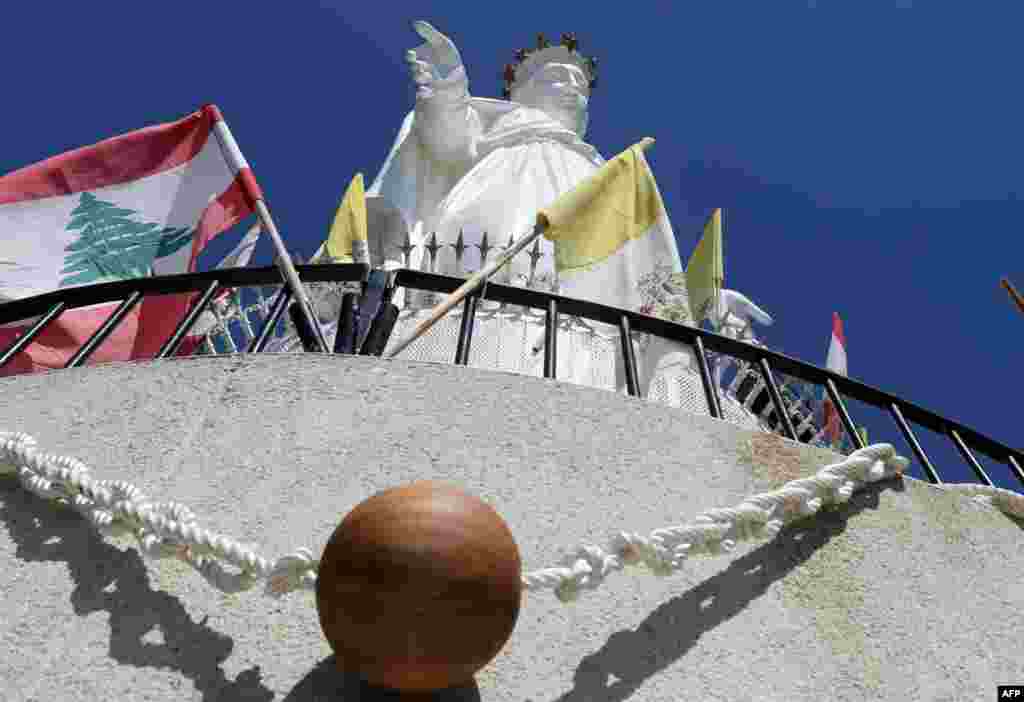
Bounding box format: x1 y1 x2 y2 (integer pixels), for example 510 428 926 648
384 299 767 432
384 304 618 388
776 372 839 450
644 344 768 432
182 270 776 436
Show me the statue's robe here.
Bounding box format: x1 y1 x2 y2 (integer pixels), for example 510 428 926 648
294 65 761 428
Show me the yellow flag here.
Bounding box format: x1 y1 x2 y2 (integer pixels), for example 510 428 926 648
686 208 724 323
534 137 683 344
540 138 663 274
321 173 368 264
535 137 686 396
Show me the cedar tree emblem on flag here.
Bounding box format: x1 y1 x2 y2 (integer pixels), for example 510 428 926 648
61 192 194 287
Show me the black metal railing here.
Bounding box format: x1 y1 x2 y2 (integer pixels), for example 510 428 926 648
1 264 1021 491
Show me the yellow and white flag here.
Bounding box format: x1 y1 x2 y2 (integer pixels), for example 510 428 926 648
539 139 682 315
313 173 368 264
686 208 724 323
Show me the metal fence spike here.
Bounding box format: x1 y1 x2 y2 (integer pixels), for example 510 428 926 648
527 236 544 286
476 232 493 267
424 232 442 272
450 230 468 272
394 231 417 268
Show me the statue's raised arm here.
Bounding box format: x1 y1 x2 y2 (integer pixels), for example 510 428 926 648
370 22 605 281
408 21 463 85
405 21 480 167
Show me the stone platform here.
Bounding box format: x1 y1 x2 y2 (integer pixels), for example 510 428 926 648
1 354 1021 701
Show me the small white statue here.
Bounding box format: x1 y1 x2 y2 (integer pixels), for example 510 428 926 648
709 289 774 390
712 289 773 344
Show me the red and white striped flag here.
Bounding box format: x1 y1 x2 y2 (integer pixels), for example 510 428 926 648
821 312 848 443
0 105 259 374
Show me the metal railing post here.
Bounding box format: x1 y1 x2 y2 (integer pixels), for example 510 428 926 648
249 287 292 353
1007 455 1024 490
544 299 558 380
889 403 941 484
360 273 401 357
334 292 360 355
758 357 798 440
693 336 722 419
618 315 640 397
156 280 221 359
824 378 866 451
948 428 994 487
288 302 321 353
65 292 143 368
0 301 66 369
454 295 478 366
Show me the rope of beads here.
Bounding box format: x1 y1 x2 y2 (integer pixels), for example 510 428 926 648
2 431 1021 604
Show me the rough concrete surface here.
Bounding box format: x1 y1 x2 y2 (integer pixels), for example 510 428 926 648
0 353 1021 702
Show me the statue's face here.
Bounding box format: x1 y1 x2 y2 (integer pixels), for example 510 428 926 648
513 62 590 137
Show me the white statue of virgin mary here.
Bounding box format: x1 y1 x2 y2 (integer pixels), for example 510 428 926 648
366 22 602 284
357 23 621 384
296 21 768 431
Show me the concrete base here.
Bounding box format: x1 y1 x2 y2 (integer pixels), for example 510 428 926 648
1 354 1021 701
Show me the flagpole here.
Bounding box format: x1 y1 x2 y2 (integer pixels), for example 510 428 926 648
386 221 548 358
386 137 657 359
207 106 329 353
1001 277 1024 316
716 207 724 328
253 201 330 352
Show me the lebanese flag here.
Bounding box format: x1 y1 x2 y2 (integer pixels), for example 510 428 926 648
0 105 259 374
821 312 848 442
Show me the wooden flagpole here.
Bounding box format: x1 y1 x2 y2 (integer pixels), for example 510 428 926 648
386 137 656 359
386 221 548 358
1001 277 1024 316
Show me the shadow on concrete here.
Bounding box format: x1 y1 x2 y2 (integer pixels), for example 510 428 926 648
284 656 482 701
1006 512 1024 531
549 479 903 702
0 476 276 701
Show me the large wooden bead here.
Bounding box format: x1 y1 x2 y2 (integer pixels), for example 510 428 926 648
316 481 522 692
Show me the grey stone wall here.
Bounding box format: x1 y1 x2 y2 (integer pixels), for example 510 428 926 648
1 354 1021 701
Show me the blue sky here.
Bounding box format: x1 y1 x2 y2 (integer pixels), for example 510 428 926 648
2 3 1021 488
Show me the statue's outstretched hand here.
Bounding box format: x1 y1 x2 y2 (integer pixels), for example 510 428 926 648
406 51 435 87
406 20 463 87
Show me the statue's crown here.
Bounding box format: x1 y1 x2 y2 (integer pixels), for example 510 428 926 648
502 33 598 100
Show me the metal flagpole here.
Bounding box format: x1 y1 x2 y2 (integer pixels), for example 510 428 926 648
253 200 329 352
716 207 724 328
207 106 329 353
1001 277 1024 317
